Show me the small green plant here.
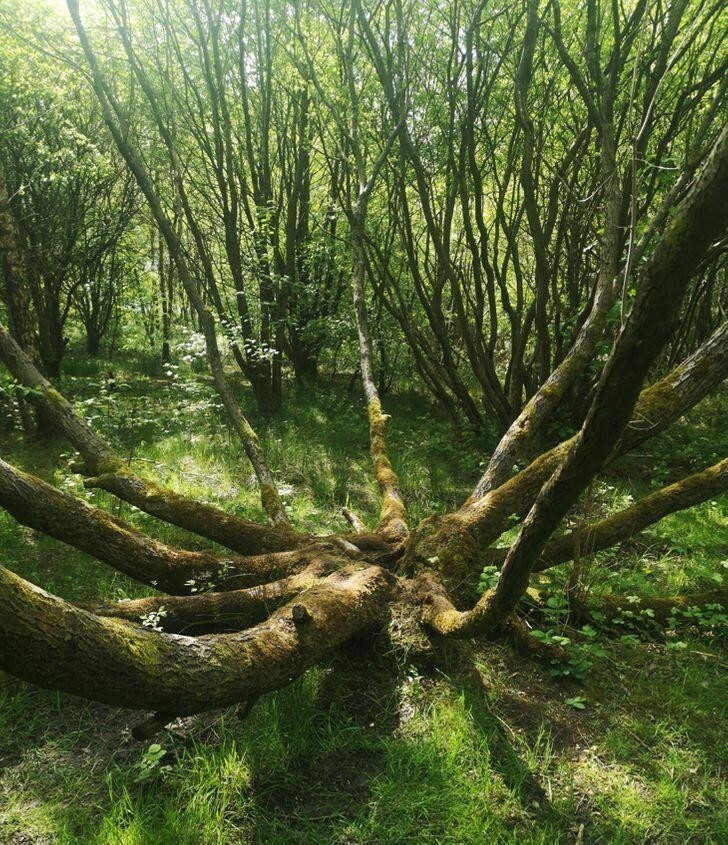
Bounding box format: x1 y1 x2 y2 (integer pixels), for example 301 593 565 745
526 592 609 682
477 565 500 593
529 625 607 682
184 571 217 593
134 743 172 783
666 603 727 633
611 605 658 634
140 606 167 632
564 696 587 710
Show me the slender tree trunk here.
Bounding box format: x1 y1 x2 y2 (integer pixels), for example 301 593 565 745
0 174 45 432
67 0 288 525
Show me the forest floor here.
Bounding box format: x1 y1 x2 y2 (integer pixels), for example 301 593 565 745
0 352 726 844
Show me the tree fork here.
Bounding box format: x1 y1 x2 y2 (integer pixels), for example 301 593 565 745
478 458 728 570
407 320 728 589
416 124 728 633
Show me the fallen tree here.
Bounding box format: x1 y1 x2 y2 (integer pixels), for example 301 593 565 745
0 120 726 728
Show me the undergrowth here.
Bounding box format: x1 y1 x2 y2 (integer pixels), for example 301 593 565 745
0 359 725 843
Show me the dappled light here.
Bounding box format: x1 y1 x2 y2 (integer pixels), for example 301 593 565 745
0 0 726 840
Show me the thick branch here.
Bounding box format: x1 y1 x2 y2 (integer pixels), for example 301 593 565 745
415 125 728 633
535 458 728 570
0 562 395 715
351 213 408 544
481 458 728 569
82 466 307 556
0 322 117 468
0 458 318 592
408 320 728 588
0 324 306 554
86 561 334 633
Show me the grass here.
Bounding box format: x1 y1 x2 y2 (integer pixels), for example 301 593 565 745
0 357 726 843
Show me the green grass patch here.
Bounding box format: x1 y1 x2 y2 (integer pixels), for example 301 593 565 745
0 370 725 843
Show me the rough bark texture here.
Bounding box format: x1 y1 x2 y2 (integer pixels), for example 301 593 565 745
408 320 728 591
470 277 617 501
83 467 308 556
0 324 306 554
0 457 326 593
0 562 395 715
0 49 724 718
349 184 407 542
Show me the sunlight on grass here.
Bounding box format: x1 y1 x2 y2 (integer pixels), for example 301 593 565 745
0 376 725 843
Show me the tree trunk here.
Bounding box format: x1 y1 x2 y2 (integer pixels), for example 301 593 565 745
0 174 46 432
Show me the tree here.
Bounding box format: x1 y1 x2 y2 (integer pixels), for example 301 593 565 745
0 114 726 724
0 9 140 377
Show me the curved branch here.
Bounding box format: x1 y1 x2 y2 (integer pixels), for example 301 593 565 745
350 211 407 543
414 125 728 632
0 562 395 715
0 324 307 554
81 466 307 556
480 457 728 570
408 320 728 587
86 561 335 633
0 458 320 593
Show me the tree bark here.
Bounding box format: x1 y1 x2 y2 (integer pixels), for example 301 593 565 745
0 458 325 593
0 322 307 554
0 562 394 715
479 458 728 570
